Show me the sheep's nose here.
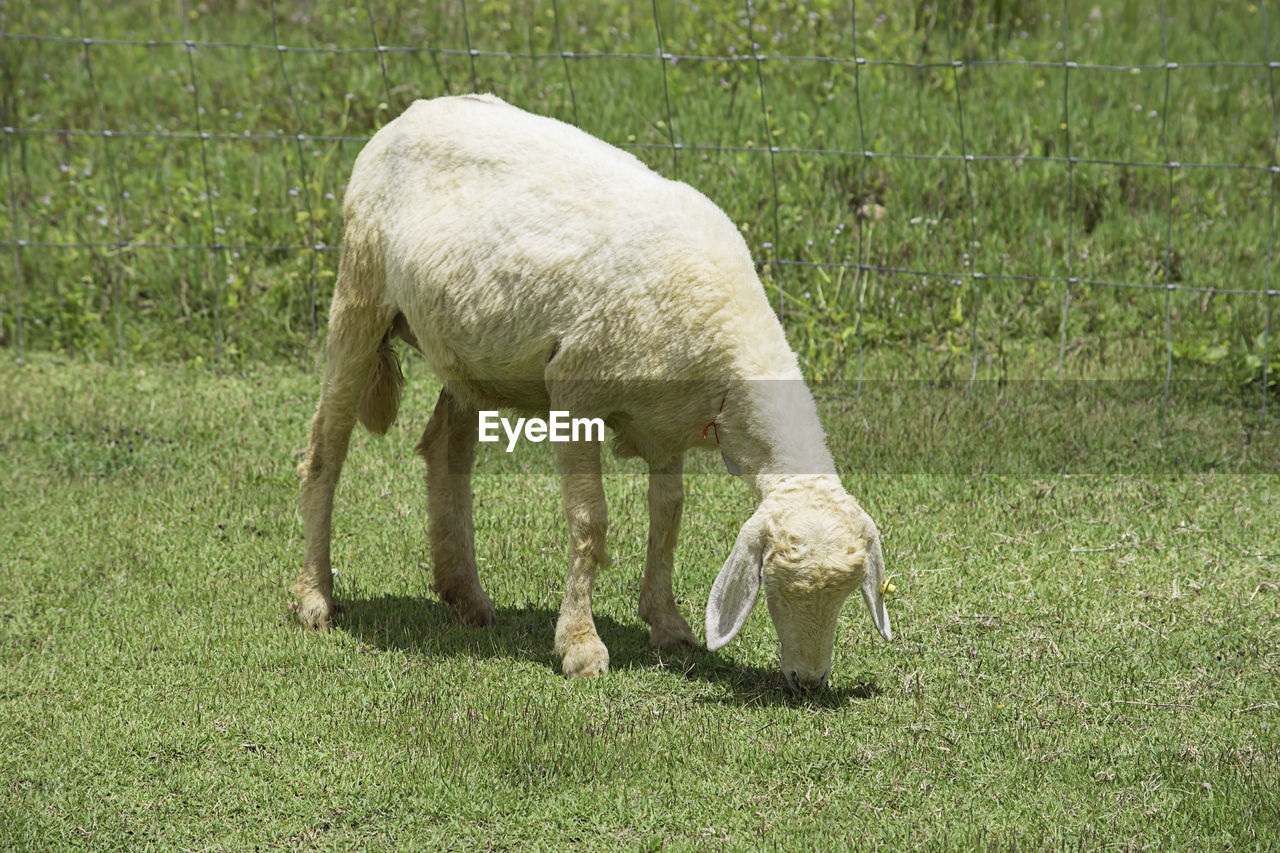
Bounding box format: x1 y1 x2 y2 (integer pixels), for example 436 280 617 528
785 669 829 694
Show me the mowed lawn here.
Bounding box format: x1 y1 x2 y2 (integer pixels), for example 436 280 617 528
0 355 1276 849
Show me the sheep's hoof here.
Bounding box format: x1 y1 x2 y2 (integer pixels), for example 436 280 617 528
435 581 495 627
647 614 699 650
559 634 610 678
291 594 334 630
449 590 496 628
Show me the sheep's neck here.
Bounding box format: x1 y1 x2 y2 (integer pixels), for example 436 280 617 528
720 377 837 495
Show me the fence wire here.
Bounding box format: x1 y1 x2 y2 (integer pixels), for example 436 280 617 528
1 1 1277 416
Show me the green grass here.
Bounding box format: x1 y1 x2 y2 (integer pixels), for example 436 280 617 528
2 0 1279 388
1 355 1276 849
2 1 1279 847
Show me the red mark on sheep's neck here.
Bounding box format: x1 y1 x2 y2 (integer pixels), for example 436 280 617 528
702 390 729 444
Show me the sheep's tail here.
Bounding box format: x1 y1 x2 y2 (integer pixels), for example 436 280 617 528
357 330 403 435
337 212 402 436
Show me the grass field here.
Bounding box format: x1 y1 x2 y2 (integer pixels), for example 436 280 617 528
1 356 1276 849
3 0 1280 848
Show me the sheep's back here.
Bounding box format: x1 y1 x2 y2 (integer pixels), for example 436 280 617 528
342 94 791 406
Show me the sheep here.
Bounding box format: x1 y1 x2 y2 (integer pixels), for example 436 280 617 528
293 94 892 692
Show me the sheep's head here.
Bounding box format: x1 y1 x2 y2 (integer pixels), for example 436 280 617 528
705 483 891 693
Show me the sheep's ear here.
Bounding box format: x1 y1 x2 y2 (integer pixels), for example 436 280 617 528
860 534 892 642
706 513 766 651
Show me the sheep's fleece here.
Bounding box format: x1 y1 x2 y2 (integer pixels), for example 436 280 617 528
293 94 891 692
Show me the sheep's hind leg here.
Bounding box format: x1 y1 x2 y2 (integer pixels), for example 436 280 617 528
553 438 611 678
418 389 495 627
639 453 698 649
295 300 393 629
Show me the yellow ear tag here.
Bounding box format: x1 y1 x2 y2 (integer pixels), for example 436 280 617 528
880 575 897 597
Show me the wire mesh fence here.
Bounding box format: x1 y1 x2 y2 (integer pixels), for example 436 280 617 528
1 1 1277 416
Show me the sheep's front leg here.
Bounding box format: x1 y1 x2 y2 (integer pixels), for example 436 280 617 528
639 453 698 649
554 438 611 678
418 390 494 627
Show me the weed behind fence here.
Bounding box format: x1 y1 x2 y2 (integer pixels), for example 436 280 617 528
1 1 1277 414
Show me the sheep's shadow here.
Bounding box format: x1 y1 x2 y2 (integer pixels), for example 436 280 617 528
334 591 881 707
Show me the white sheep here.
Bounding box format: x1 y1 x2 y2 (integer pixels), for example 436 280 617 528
294 94 892 692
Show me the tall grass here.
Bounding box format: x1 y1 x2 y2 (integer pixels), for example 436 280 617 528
2 0 1278 391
